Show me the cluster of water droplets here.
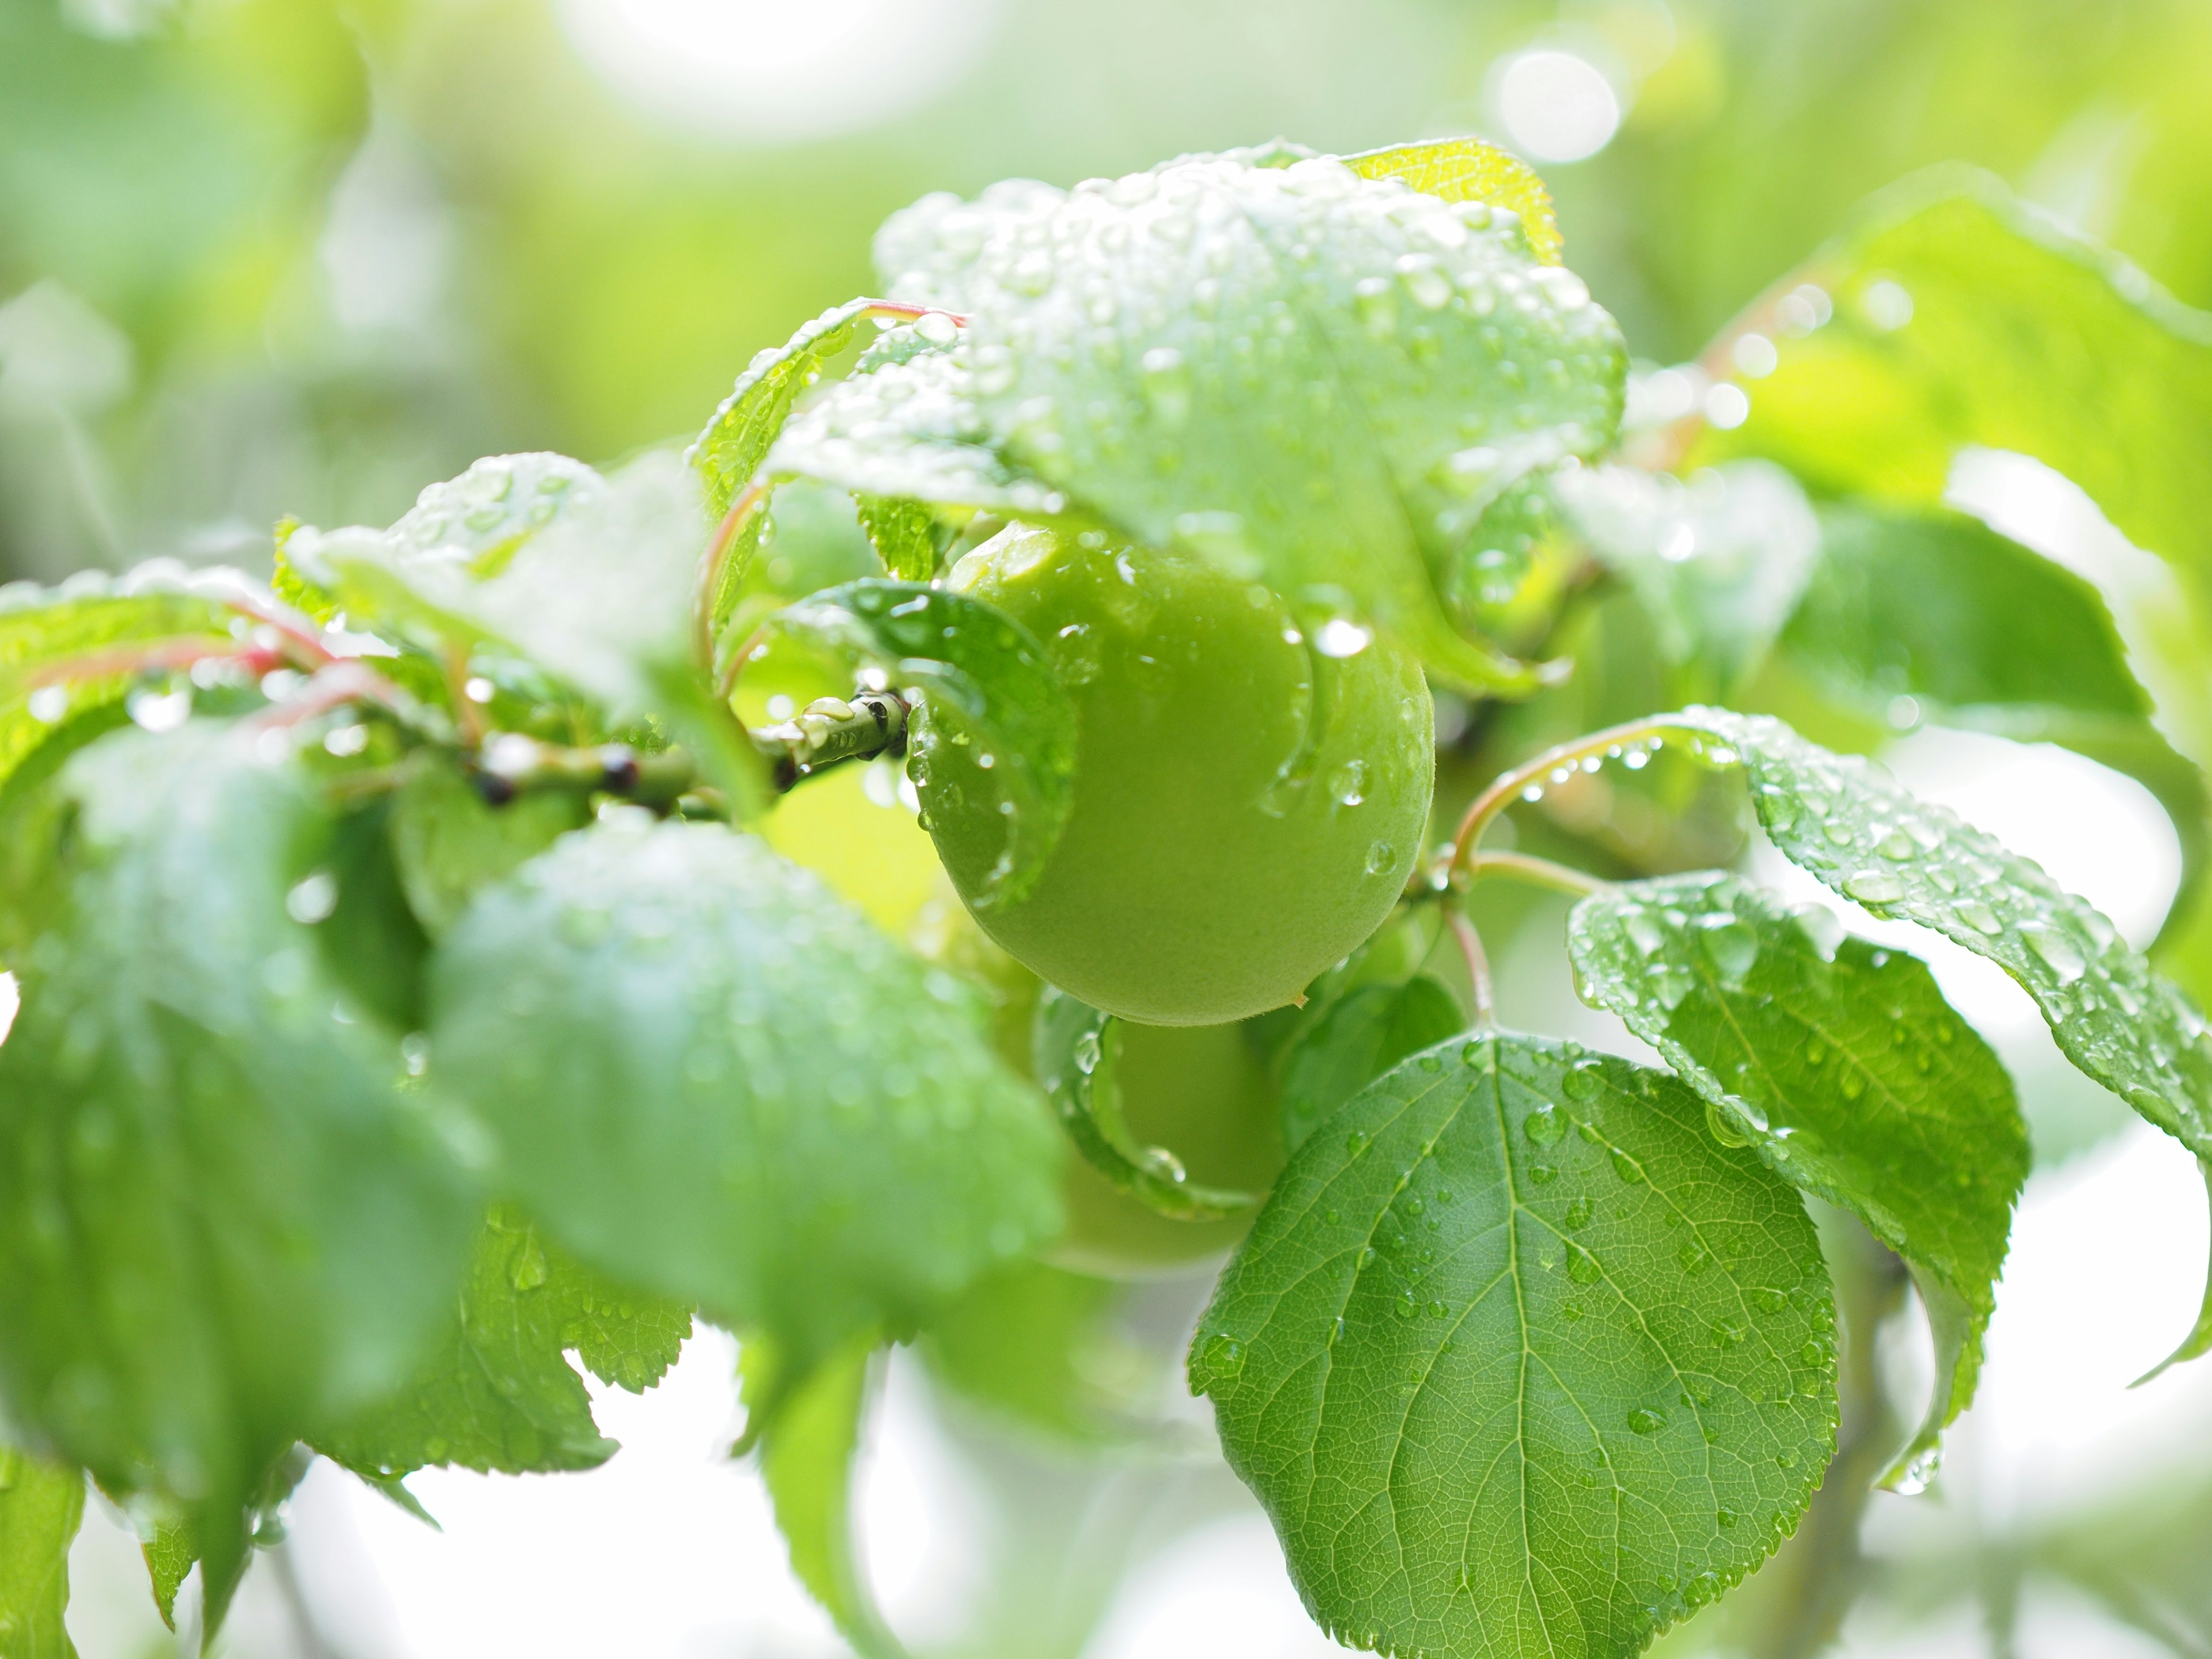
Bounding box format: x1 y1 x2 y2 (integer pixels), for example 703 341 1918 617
859 147 1623 658
1675 707 2212 1142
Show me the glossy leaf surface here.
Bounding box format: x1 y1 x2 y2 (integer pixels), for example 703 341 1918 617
1194 1032 1834 1659
1569 872 2027 1484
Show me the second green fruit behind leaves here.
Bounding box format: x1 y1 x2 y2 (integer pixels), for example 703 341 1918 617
917 527 1433 1026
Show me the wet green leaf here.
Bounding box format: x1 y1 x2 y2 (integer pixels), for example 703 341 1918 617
0 563 243 800
429 819 1063 1365
316 1205 691 1479
1194 1032 1835 1659
0 1447 84 1658
692 300 879 521
0 724 478 1624
1662 709 2212 1160
1278 974 1465 1153
1781 502 2207 942
856 148 1625 692
1568 872 2027 1486
853 494 942 583
761 578 1075 908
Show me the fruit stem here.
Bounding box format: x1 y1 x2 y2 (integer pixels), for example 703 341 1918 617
1448 716 1681 880
1467 851 1611 899
1448 907 1497 1029
750 691 912 791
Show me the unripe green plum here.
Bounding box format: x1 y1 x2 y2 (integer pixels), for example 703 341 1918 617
919 528 1433 1025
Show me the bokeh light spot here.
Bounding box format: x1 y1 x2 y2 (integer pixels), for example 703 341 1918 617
1495 50 1623 164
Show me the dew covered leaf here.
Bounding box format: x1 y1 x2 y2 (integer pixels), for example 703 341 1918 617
283 453 605 654
1780 502 2207 937
1193 1032 1834 1659
316 1205 691 1480
1658 709 2212 1160
1277 974 1465 1153
743 1331 903 1659
766 341 1079 523
1696 168 2212 597
866 149 1626 692
0 1446 84 1658
1341 135 1562 266
1557 460 1821 702
759 578 1075 908
1568 872 2027 1485
854 494 943 583
429 818 1063 1366
0 563 246 804
0 724 478 1615
692 300 880 521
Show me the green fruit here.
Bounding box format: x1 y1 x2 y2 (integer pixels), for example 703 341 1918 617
919 527 1434 1025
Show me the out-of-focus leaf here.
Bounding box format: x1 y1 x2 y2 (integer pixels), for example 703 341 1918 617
1699 169 2212 600
1277 974 1465 1153
0 562 245 798
388 755 588 940
760 576 1073 908
316 797 433 1034
1559 460 1821 700
1569 872 2027 1487
1192 1032 1835 1658
0 724 478 1623
430 819 1063 1367
0 1446 84 1658
316 1205 690 1479
1342 135 1562 265
916 1261 1145 1445
863 148 1624 692
744 1332 903 1659
1781 502 2208 942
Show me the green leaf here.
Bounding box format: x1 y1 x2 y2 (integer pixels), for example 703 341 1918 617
1032 988 1260 1221
863 148 1626 692
1558 461 1821 701
0 563 243 799
691 300 880 521
1567 872 2028 1487
315 797 433 1034
429 818 1063 1365
766 342 1078 522
853 494 942 583
1278 974 1465 1153
916 1261 1145 1445
316 1205 691 1479
283 453 605 654
761 576 1075 908
1779 502 2208 942
1656 708 2212 1164
1698 168 2212 598
0 1448 84 1659
744 1332 904 1659
0 724 478 1616
1193 1032 1835 1658
388 755 589 940
1341 135 1563 266
141 1514 193 1633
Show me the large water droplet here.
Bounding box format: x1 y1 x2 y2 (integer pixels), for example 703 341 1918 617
2021 923 2087 984
1627 1407 1668 1435
1524 1107 1566 1145
1843 871 1906 906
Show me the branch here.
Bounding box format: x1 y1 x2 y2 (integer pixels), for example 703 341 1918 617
750 692 911 791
